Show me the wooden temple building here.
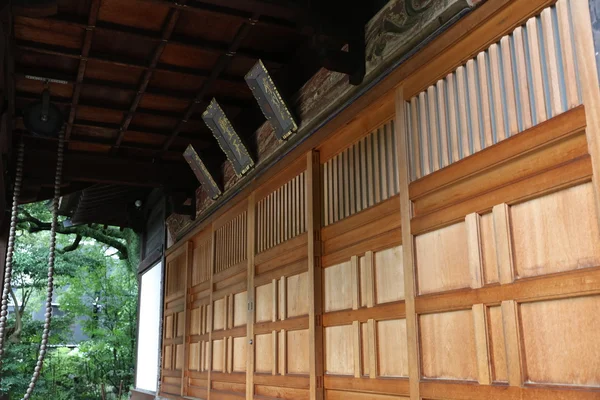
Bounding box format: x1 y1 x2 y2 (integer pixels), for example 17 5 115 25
1 0 600 399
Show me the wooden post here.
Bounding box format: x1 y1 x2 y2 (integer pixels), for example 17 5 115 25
572 0 600 230
246 194 256 399
395 86 420 400
307 150 324 400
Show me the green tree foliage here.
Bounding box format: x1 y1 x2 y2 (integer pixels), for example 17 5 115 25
0 202 139 400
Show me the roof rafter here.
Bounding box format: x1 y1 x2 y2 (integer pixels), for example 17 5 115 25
15 40 246 84
113 6 181 151
160 11 262 153
65 0 101 140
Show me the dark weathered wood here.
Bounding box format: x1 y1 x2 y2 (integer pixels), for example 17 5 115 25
160 12 262 153
113 7 181 150
65 0 101 140
15 40 245 85
22 149 196 189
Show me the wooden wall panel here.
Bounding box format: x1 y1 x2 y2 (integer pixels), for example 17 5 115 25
255 333 273 374
405 2 582 181
287 272 309 318
324 261 353 313
510 183 600 279
374 247 404 304
287 329 310 375
419 310 478 381
377 319 408 377
322 120 398 226
324 325 354 376
414 222 470 294
520 295 600 386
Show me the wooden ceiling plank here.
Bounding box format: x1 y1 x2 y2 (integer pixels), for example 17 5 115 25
65 0 101 140
15 40 245 84
138 0 298 31
160 12 261 153
113 6 182 150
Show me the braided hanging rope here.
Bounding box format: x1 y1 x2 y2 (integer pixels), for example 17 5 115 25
22 129 64 400
0 140 25 369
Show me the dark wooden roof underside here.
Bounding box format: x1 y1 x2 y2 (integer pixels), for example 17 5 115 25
6 0 385 221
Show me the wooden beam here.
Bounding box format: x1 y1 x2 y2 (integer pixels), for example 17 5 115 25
65 0 101 141
160 12 262 153
22 148 196 189
15 40 245 85
113 7 181 151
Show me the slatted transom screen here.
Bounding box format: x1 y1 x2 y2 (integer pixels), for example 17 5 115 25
406 2 582 181
322 120 399 226
256 172 307 253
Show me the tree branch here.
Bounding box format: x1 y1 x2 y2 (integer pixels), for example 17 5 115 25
60 234 82 253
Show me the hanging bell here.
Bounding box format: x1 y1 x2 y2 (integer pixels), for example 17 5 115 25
22 88 64 137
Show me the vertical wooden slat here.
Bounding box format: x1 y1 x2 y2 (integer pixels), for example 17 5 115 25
446 73 460 163
387 123 397 195
542 8 564 116
500 36 519 137
427 86 441 172
501 300 524 386
418 92 431 175
477 52 494 148
366 135 374 207
472 304 492 385
349 144 356 214
466 59 482 153
367 318 377 379
280 329 287 376
373 130 382 204
364 251 374 308
466 213 484 289
396 87 420 400
343 150 350 217
229 336 234 374
456 66 471 158
556 0 580 108
526 17 548 124
489 44 507 142
353 320 361 379
493 203 515 285
272 330 278 375
410 97 422 179
228 294 234 330
351 255 359 311
246 194 256 399
272 278 278 322
280 276 287 321
307 151 324 400
332 156 339 223
436 80 450 167
354 143 362 212
572 0 600 235
513 27 533 131
323 161 329 226
379 128 389 200
361 138 368 208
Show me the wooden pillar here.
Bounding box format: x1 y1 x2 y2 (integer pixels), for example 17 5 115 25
307 150 324 400
572 0 600 230
246 194 256 399
395 86 420 400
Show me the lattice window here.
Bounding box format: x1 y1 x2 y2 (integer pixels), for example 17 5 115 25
406 2 582 181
